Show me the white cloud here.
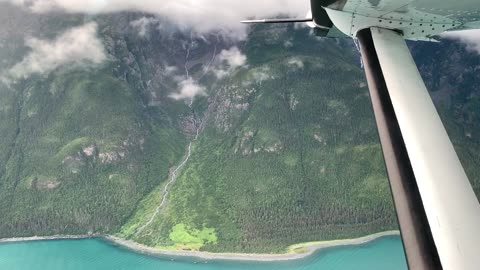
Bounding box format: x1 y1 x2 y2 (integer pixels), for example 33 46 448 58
252 66 275 83
2 0 309 39
283 40 293 48
168 47 245 100
442 29 480 55
212 46 247 78
7 22 106 79
164 65 178 75
169 78 206 101
287 57 304 68
130 16 158 37
218 47 246 68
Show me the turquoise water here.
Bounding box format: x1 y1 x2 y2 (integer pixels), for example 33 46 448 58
0 236 407 270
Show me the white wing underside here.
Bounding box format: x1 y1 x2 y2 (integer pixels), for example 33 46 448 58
370 27 480 270
325 0 480 40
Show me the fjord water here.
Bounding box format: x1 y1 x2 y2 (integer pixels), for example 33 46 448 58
0 236 406 270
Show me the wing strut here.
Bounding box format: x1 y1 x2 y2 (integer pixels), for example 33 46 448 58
358 27 480 270
357 28 441 270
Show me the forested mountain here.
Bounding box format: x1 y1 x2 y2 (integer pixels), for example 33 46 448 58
0 3 478 253
120 24 397 253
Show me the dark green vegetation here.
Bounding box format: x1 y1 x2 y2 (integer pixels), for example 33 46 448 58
0 3 479 253
0 7 191 236
124 24 396 253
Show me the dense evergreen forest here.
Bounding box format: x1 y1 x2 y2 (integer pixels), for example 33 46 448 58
0 3 479 253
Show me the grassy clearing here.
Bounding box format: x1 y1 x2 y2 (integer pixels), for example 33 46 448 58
167 223 218 250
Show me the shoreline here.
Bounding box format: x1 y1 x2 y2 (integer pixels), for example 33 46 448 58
0 234 98 243
0 230 400 262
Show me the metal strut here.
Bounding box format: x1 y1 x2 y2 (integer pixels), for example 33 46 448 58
356 28 442 270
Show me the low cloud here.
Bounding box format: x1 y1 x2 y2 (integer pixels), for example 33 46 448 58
169 47 246 101
287 57 304 68
169 78 207 101
130 16 158 37
442 29 480 55
6 22 106 79
218 47 247 68
3 0 309 39
212 46 247 78
164 65 178 75
254 66 274 82
283 40 293 48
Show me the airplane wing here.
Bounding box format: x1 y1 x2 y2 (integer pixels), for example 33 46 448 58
324 0 442 40
325 0 480 40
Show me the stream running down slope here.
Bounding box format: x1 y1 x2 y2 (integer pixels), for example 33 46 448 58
134 112 199 235
134 34 212 236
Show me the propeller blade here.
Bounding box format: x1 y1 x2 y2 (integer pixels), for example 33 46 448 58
240 18 313 24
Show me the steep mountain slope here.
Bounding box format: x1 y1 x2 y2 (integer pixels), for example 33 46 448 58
0 6 219 237
123 24 397 253
0 4 479 254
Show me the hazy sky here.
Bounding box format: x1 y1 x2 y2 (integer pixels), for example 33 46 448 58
3 0 480 47
2 0 310 38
